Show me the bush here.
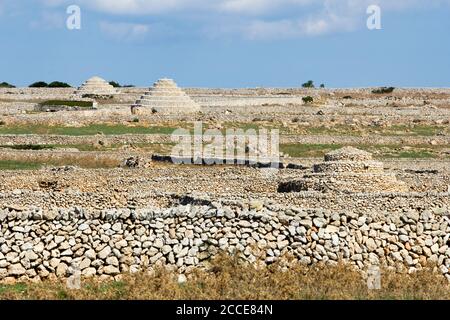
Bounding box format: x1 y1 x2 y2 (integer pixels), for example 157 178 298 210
132 118 140 123
0 120 5 126
0 82 15 88
320 84 325 88
302 96 314 104
82 94 113 100
39 100 93 108
302 80 315 88
372 87 395 94
109 81 121 88
122 84 135 88
1 144 55 151
29 81 48 88
48 81 71 88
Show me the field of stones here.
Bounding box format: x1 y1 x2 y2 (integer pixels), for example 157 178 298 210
0 79 449 299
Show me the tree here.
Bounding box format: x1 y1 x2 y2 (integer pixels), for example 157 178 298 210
320 84 325 88
109 81 121 88
302 96 314 104
302 80 315 88
29 81 48 88
0 82 15 88
372 87 395 94
48 81 71 88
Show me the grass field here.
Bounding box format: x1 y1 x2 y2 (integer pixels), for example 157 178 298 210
0 256 448 300
0 156 119 170
0 123 447 137
0 124 182 136
0 160 42 170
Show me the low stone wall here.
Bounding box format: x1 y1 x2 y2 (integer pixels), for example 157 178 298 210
0 134 448 148
0 201 449 282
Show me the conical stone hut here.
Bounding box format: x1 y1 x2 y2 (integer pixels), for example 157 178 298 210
278 147 408 193
132 78 200 113
75 76 118 96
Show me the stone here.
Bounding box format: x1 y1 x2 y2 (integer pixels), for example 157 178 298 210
78 223 90 231
79 258 91 270
178 274 187 284
366 238 377 252
324 225 339 233
162 245 172 255
82 267 97 277
25 251 39 261
115 239 128 249
54 236 65 244
249 200 263 211
106 256 119 267
56 263 68 277
98 246 112 259
85 249 96 260
300 219 313 228
431 243 439 254
8 264 26 276
154 238 164 249
103 265 120 275
313 218 327 228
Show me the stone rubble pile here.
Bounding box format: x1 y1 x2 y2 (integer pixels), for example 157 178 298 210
0 201 448 282
279 147 408 193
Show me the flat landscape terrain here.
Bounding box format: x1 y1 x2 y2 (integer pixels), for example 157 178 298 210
0 87 449 299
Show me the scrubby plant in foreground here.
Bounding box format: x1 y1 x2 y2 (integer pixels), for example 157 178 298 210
0 255 448 300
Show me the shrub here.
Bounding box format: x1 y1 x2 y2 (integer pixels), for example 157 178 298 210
82 94 113 100
29 81 48 88
38 100 93 108
48 81 71 88
109 81 121 88
372 87 395 94
2 144 55 151
132 118 140 123
122 84 135 88
0 120 5 126
302 80 315 88
302 96 314 104
0 82 15 88
320 84 325 88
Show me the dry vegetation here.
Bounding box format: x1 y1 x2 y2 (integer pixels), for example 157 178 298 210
1 255 448 300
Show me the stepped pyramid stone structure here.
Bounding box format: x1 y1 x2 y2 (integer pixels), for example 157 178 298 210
75 76 118 96
133 78 200 113
279 147 408 193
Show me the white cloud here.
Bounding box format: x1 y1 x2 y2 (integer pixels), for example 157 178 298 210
30 11 65 29
40 0 450 39
99 21 150 40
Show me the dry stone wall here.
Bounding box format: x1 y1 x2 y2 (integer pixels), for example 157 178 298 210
0 200 449 282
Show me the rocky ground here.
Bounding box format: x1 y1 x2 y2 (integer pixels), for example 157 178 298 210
0 87 449 283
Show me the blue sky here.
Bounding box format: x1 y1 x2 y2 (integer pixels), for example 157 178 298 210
0 0 449 88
